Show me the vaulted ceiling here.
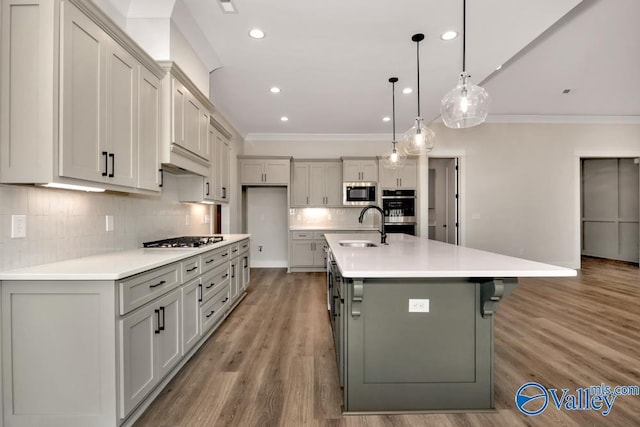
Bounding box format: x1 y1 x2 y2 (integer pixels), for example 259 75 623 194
98 0 640 138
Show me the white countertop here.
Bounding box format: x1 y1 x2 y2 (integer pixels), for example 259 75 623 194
326 233 577 279
290 226 378 231
0 234 251 281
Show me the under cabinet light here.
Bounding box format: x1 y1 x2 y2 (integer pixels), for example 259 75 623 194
42 183 105 192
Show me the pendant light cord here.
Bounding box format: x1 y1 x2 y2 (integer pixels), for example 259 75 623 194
462 0 466 72
392 80 396 142
416 40 421 117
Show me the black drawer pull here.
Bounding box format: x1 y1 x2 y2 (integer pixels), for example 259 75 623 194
198 284 203 302
108 153 115 177
206 282 215 289
242 244 248 248
232 249 238 253
206 310 216 318
154 309 160 334
222 297 229 303
102 152 108 176
149 280 166 288
222 253 228 257
222 273 229 279
205 259 214 264
159 306 165 331
186 266 198 272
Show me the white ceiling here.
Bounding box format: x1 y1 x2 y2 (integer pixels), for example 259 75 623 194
103 0 640 138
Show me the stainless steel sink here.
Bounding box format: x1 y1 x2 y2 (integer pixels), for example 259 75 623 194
339 240 378 248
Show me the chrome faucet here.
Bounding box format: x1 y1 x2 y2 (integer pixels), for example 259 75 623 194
358 205 387 245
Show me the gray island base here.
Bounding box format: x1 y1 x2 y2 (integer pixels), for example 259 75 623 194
325 233 576 413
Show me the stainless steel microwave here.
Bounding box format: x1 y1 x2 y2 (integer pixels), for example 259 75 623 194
343 182 377 206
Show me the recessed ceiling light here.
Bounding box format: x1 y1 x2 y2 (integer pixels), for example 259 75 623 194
218 0 237 13
382 117 391 122
280 116 289 122
402 88 413 94
441 31 458 41
270 87 281 93
249 29 265 39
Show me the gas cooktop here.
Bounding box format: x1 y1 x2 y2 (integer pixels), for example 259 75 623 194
142 236 224 248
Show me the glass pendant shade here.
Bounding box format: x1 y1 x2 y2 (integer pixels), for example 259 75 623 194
441 72 490 129
402 117 435 155
382 142 407 169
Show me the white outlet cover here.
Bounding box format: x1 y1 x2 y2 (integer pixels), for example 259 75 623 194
11 215 26 238
408 299 430 313
105 215 114 232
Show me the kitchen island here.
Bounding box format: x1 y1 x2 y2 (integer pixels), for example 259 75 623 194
325 233 576 413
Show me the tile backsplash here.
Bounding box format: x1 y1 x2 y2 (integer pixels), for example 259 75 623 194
0 173 211 271
289 207 377 228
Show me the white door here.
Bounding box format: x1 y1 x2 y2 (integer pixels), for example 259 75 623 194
291 163 310 206
138 67 161 190
155 289 181 379
246 187 288 267
308 163 326 205
325 162 343 206
181 279 201 355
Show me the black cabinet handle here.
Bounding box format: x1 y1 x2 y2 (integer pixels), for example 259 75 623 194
222 187 227 199
159 306 165 331
108 153 115 177
198 284 203 302
206 309 215 318
154 309 160 334
159 168 163 187
222 253 228 257
231 264 235 279
102 152 108 176
149 280 166 288
205 259 214 264
222 273 229 279
232 249 238 253
243 256 248 268
205 182 210 196
222 297 229 303
186 266 198 272
206 282 215 289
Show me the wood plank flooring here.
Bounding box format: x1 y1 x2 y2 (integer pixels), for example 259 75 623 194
134 257 640 426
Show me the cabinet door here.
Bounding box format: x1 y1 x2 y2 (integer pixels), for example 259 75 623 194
325 162 343 206
308 163 326 205
181 279 201 355
291 241 315 266
138 67 162 190
241 253 250 292
313 239 328 267
199 111 211 161
229 258 239 302
360 160 378 182
220 139 230 201
264 159 290 184
172 79 186 146
204 123 216 201
343 161 361 182
378 165 398 188
398 159 417 188
156 289 182 380
240 159 265 184
291 163 309 206
119 303 157 418
183 95 202 156
106 41 137 187
60 3 106 182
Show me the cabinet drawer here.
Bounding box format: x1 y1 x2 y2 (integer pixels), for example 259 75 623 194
201 246 230 273
200 263 230 303
238 239 250 255
119 263 180 315
229 243 241 258
292 231 313 239
313 231 328 239
181 256 201 282
200 286 229 334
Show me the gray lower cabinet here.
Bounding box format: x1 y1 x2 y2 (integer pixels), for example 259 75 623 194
0 238 250 427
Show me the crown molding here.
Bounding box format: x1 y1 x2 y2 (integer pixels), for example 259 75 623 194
244 133 391 142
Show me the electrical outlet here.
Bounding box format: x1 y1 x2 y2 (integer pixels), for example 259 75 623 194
203 215 210 224
408 299 429 313
11 215 26 238
105 215 114 232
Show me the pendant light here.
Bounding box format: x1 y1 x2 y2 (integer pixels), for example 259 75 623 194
440 0 490 128
402 33 435 156
382 77 406 169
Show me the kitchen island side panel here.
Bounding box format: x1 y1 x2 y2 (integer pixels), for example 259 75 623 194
344 278 494 412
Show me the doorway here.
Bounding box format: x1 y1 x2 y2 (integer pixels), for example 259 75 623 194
581 158 639 263
244 187 288 267
428 158 459 244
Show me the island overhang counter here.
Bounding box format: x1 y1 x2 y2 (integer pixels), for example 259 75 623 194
324 233 576 413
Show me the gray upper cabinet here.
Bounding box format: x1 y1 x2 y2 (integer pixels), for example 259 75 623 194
239 157 290 185
343 159 378 182
379 158 417 188
0 0 165 193
292 161 342 207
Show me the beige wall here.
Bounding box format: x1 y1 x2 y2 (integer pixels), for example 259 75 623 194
243 123 640 268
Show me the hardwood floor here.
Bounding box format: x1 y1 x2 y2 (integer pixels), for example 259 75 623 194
134 258 640 426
